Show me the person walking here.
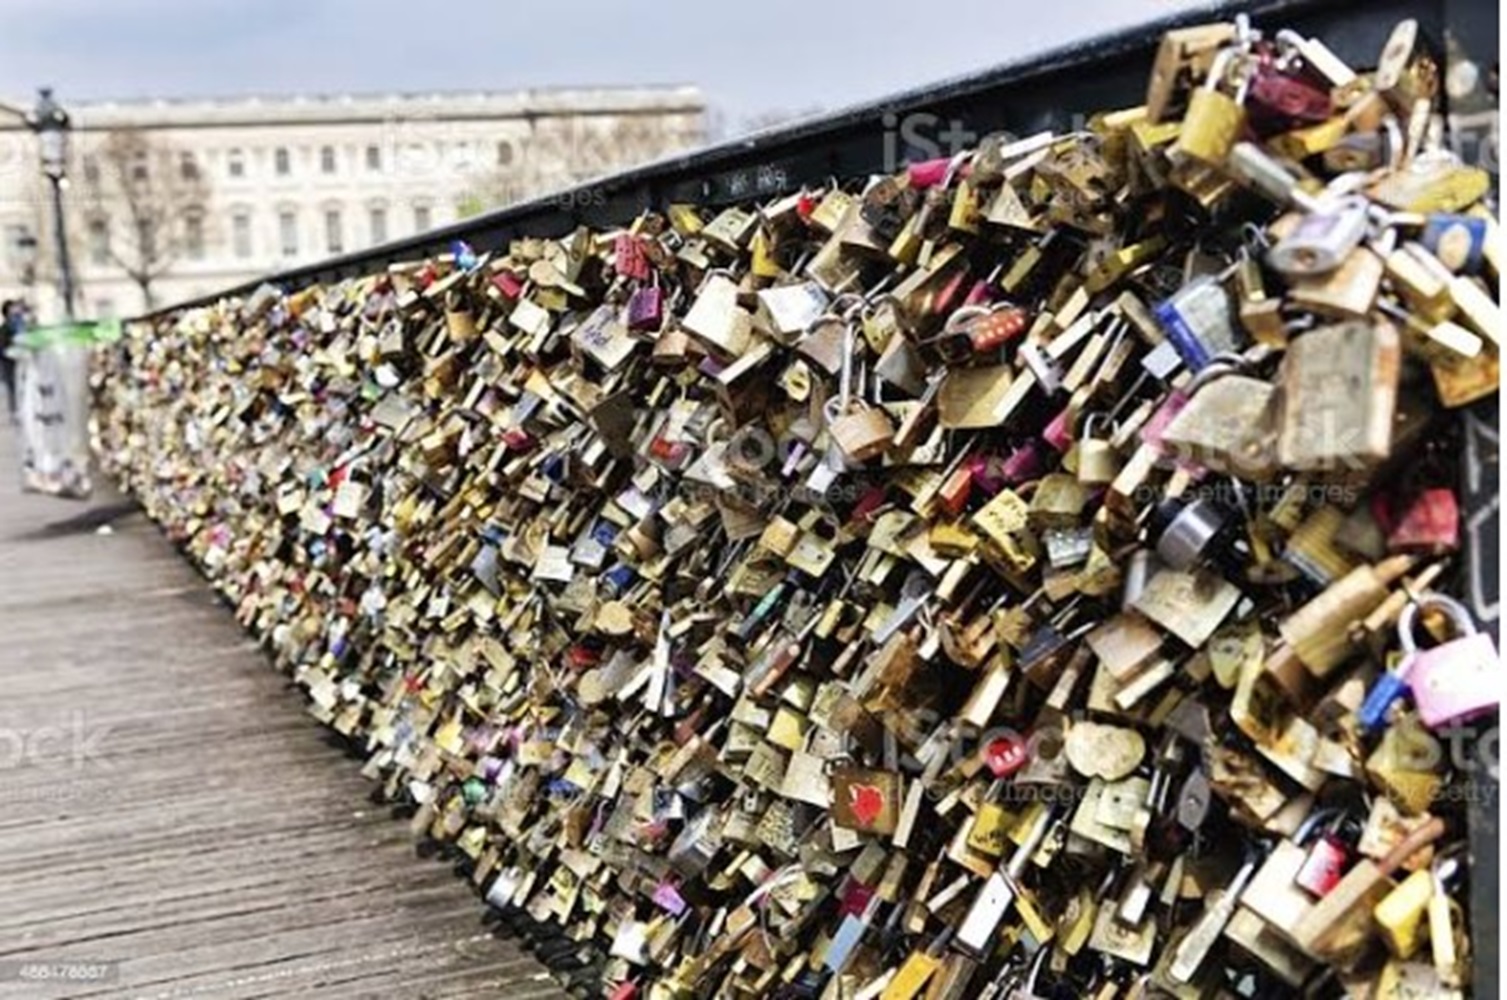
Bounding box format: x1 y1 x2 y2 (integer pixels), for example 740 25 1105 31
0 300 20 423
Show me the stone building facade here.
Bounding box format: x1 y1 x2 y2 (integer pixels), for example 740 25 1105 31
0 86 704 322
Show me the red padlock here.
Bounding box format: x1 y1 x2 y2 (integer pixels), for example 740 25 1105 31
1383 487 1460 554
984 732 1031 778
565 644 601 670
491 271 524 300
967 305 1029 353
1245 66 1333 135
649 435 691 467
500 427 534 452
849 484 890 524
1294 831 1352 896
614 233 652 282
937 463 975 517
838 878 876 917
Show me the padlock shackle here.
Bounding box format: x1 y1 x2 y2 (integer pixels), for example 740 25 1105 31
1397 591 1476 656
1429 841 1466 884
1293 806 1346 844
1079 411 1114 439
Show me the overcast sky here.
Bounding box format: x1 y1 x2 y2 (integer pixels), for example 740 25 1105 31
0 0 1211 128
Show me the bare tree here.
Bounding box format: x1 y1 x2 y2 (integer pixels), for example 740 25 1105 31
736 107 824 135
79 128 211 310
463 115 702 212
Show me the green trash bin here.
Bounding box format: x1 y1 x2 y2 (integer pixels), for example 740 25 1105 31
14 319 119 499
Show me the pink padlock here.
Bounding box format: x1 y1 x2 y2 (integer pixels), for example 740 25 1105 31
1139 389 1190 454
1042 405 1074 453
998 441 1045 487
1400 593 1501 730
625 283 664 332
906 157 954 189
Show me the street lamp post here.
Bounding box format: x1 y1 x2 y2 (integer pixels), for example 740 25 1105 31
31 88 75 321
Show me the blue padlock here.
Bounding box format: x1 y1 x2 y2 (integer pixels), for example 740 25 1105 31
1153 276 1245 372
600 563 636 597
451 239 480 271
1358 651 1413 731
1421 214 1486 274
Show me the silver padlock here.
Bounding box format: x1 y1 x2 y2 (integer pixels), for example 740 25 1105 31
1228 141 1323 211
1267 196 1371 277
1121 548 1157 610
1155 497 1233 571
1017 340 1064 395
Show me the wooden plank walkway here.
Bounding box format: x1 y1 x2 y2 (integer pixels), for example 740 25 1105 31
0 428 564 999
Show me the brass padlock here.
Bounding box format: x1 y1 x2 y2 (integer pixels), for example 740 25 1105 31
1146 22 1237 122
1288 245 1385 318
827 400 895 464
1277 319 1401 475
1157 368 1280 481
1172 49 1250 165
1076 414 1121 486
1373 866 1434 959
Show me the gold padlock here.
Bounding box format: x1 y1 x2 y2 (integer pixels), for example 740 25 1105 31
827 400 895 464
1076 413 1121 486
1373 867 1433 958
1172 49 1248 165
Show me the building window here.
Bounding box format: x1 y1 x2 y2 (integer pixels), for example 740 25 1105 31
320 145 337 174
228 149 245 178
365 144 381 171
413 204 432 233
130 150 149 184
496 140 514 167
232 211 252 258
183 211 205 261
278 210 298 257
368 206 387 245
399 142 427 172
325 208 343 254
274 147 291 176
82 156 101 185
180 152 199 181
87 217 110 266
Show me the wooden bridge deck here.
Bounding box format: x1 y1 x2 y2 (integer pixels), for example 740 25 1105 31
0 429 563 999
